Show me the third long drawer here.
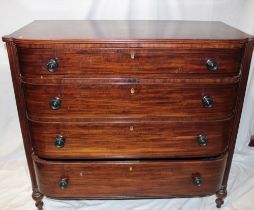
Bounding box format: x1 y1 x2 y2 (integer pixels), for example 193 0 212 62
29 118 231 159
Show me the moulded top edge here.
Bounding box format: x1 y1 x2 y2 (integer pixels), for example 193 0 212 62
2 20 253 44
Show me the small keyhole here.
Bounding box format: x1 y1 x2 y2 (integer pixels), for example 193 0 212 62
131 88 135 94
130 52 135 59
130 126 134 131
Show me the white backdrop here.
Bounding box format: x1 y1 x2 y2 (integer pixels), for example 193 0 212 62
0 1 254 210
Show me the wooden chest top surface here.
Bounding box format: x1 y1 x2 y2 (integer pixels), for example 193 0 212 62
2 20 252 43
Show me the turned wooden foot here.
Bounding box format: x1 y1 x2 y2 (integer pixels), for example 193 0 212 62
32 189 44 210
216 186 227 208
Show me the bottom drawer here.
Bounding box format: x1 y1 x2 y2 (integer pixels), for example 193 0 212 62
33 154 227 198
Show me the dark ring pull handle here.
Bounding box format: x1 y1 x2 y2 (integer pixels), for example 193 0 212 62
58 178 68 189
47 58 58 73
50 97 61 110
197 134 208 146
202 96 214 108
206 58 218 71
55 135 65 148
192 174 203 187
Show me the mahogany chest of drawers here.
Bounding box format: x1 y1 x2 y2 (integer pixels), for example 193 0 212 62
3 20 254 209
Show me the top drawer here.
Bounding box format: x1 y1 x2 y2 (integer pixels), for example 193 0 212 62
17 48 242 77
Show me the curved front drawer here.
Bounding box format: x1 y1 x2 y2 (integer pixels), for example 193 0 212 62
33 154 227 198
18 48 242 77
23 83 237 120
30 119 231 159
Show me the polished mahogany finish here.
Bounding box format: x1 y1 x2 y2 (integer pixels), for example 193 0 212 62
33 154 227 198
3 20 254 210
18 48 242 77
23 83 237 120
2 20 251 42
29 119 231 159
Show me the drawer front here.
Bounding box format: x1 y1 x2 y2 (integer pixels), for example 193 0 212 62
24 83 237 120
33 154 227 198
30 119 231 159
18 48 242 77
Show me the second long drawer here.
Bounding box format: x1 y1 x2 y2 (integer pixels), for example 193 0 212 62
29 119 231 159
23 83 237 120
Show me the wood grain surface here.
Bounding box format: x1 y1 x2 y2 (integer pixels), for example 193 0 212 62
23 83 238 120
3 20 253 209
2 20 251 42
33 153 227 198
29 118 231 159
18 48 242 77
